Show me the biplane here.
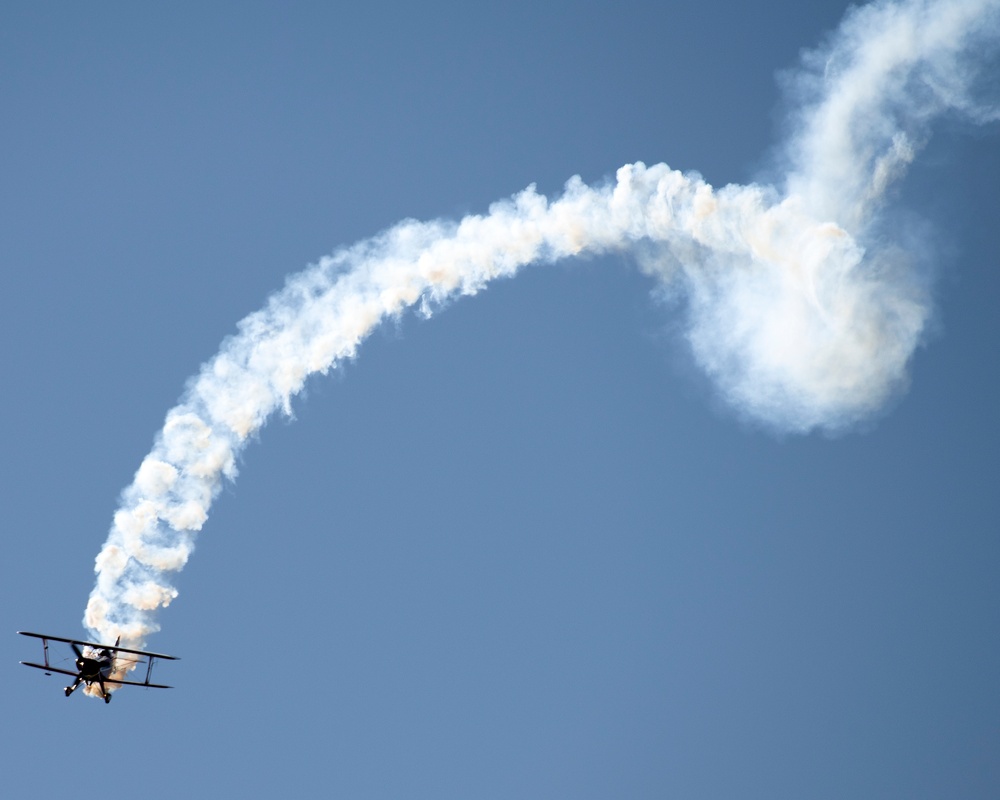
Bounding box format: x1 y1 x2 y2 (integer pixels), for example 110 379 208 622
18 631 178 703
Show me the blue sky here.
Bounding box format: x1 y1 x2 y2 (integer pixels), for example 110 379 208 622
3 2 998 798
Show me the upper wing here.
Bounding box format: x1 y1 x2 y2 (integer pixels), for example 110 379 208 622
18 631 179 661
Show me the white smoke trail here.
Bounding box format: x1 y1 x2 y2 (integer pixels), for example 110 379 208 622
83 0 999 658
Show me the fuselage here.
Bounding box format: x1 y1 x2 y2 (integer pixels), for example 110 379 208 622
76 649 114 683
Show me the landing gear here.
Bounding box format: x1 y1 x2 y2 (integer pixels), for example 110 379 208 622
64 686 74 697
104 692 112 704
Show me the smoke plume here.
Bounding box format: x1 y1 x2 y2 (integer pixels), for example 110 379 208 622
84 0 999 655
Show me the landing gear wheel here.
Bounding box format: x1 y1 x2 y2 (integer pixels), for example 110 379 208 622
64 687 73 697
104 693 112 704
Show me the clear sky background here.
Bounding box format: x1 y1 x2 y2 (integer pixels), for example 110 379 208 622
2 2 998 798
